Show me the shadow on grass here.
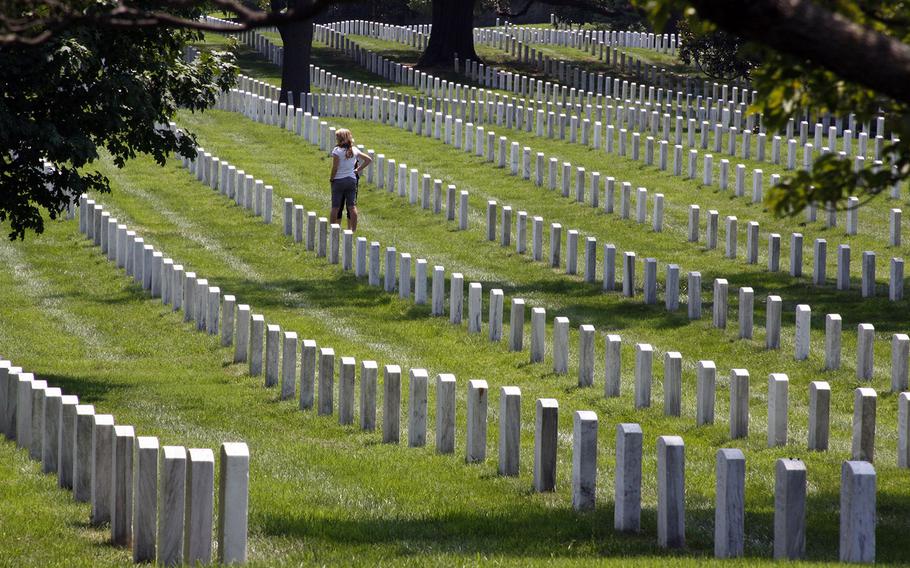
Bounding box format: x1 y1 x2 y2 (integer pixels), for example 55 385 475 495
38 373 127 405
259 486 910 563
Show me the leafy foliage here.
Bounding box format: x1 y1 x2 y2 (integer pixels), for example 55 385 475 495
677 18 755 80
0 1 236 240
635 0 910 216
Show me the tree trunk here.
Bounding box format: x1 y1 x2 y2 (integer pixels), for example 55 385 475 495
275 0 314 105
277 20 313 104
417 0 479 69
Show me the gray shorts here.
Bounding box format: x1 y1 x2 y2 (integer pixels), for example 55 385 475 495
331 176 358 210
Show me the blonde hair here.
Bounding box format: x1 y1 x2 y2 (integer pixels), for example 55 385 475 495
335 128 354 159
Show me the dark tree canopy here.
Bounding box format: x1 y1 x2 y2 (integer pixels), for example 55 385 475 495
677 18 755 81
0 2 235 240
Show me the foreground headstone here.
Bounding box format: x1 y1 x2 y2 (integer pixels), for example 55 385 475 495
318 348 334 416
715 448 745 558
808 381 831 451
466 380 488 463
657 436 685 548
133 436 159 563
578 325 595 387
42 387 62 473
615 423 642 532
185 448 215 565
281 333 297 400
857 324 875 380
696 361 716 425
852 388 876 462
159 446 186 567
111 425 135 547
57 395 79 488
299 340 316 410
73 404 95 502
572 411 598 511
339 357 356 425
768 374 789 447
533 399 558 492
774 458 807 560
730 369 749 439
634 343 653 409
435 374 456 454
766 295 782 349
218 442 250 565
408 369 428 447
901 393 910 468
840 461 876 563
605 334 621 397
497 386 521 476
265 325 280 387
663 352 682 416
382 365 401 444
91 413 115 526
360 361 378 432
826 314 842 370
553 317 569 374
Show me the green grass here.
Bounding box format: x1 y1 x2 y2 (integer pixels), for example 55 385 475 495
1 30 909 567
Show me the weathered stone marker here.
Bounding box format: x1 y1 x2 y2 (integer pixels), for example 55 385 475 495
248 314 264 376
634 343 653 409
901 393 910 467
265 324 281 387
774 458 807 560
218 442 250 565
768 373 789 447
533 398 558 492
73 403 95 502
615 423 642 532
852 387 876 462
408 368 428 447
383 365 401 444
808 381 831 451
299 340 316 410
509 298 525 351
553 317 569 374
696 360 716 425
435 374 456 454
359 361 378 432
572 410 598 511
840 461 876 563
466 380 489 463
110 424 135 547
605 334 621 398
57 395 79 489
91 413 115 526
730 369 749 439
892 334 909 392
826 314 842 370
498 386 521 476
713 278 728 329
664 352 682 416
766 295 782 349
185 448 215 565
133 436 158 563
318 348 334 416
715 448 745 558
578 325 595 387
657 435 685 548
857 323 875 380
530 308 546 363
339 357 356 425
159 445 187 566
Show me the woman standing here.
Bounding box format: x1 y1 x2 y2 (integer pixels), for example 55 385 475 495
329 128 372 231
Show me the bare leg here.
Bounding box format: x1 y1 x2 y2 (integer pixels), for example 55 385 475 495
347 206 358 231
330 207 341 225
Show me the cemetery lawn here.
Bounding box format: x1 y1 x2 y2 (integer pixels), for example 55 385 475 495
2 99 909 564
2 33 910 568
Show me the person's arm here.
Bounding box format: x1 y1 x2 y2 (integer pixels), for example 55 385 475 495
330 154 339 182
355 153 373 175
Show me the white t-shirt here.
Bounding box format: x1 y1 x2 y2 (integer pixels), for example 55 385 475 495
331 146 361 180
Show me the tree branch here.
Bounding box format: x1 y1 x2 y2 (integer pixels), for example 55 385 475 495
685 0 910 106
0 0 354 46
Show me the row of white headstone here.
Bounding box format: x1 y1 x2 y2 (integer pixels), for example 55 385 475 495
290 84 906 303
212 81 907 415
195 91 908 463
320 17 887 144
75 196 252 565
